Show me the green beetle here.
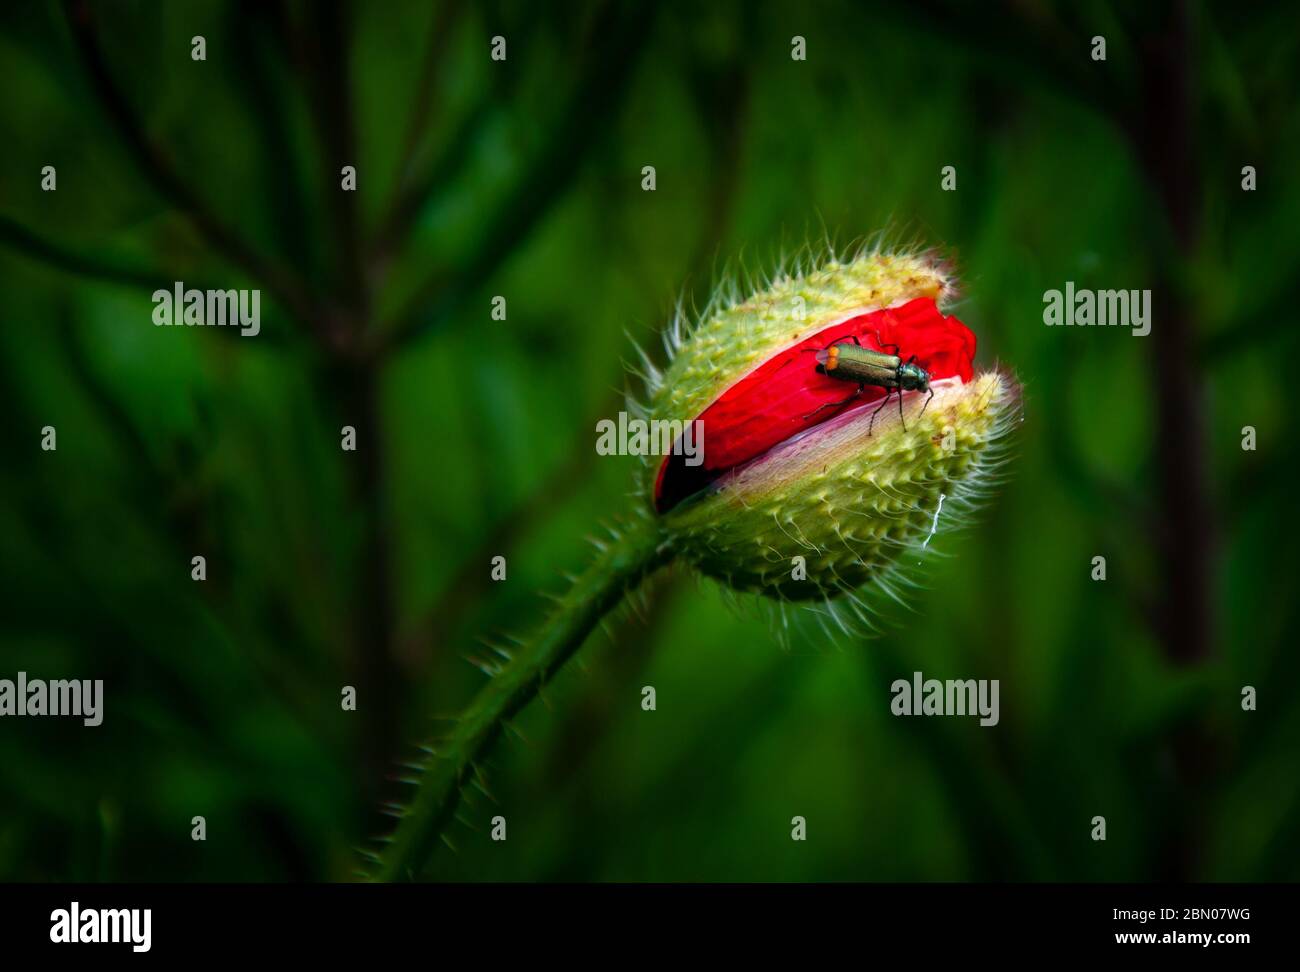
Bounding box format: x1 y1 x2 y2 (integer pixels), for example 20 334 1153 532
808 337 935 431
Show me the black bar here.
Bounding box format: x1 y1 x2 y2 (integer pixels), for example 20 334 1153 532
0 883 1289 957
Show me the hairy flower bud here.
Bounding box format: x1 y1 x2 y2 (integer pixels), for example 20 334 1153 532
371 246 1022 882
641 247 1019 601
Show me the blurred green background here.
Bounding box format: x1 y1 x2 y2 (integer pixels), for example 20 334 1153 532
1 0 1297 881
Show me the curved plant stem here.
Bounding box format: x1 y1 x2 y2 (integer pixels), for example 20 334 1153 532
372 512 672 881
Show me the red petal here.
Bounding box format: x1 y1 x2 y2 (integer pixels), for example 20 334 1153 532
655 298 976 512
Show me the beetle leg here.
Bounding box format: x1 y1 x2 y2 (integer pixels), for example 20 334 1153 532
802 383 864 421
868 387 894 435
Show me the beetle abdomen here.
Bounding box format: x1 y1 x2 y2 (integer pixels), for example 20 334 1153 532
822 344 901 387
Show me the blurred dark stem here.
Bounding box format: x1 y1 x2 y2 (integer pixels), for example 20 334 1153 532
370 77 505 268
300 0 367 322
231 0 319 283
331 359 399 808
1128 1 1213 668
0 216 300 347
879 0 1122 119
292 0 395 801
380 1 656 353
60 0 322 333
370 0 468 260
683 21 752 283
1124 0 1216 881
0 214 205 294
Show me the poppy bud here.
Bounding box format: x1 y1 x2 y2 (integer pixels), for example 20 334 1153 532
371 246 1022 882
643 247 1019 600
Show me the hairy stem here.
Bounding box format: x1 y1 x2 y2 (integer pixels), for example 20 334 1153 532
372 512 671 881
